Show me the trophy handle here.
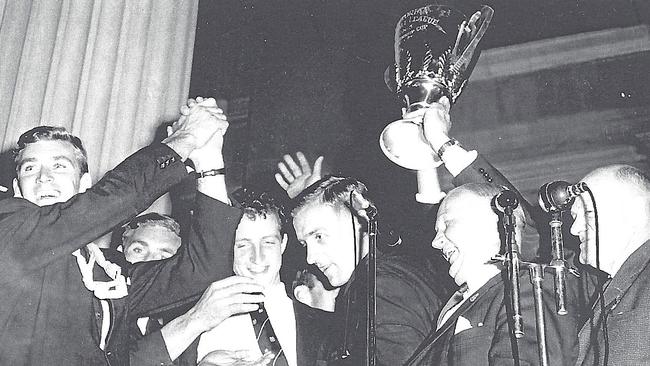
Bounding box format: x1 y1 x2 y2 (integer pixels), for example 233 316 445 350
384 66 397 93
451 6 494 75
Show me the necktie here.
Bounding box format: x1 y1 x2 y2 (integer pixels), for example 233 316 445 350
437 283 468 329
251 304 289 366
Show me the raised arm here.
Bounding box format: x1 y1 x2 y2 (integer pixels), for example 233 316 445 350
275 152 323 199
126 99 245 316
421 103 542 259
187 97 230 204
0 100 223 277
421 103 536 223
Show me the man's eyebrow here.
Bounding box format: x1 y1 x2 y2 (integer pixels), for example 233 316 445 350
52 155 75 165
307 229 322 237
19 156 75 167
128 240 149 247
262 234 282 240
18 157 36 167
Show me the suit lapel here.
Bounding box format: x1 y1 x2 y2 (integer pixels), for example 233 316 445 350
405 275 503 364
294 301 306 366
437 275 502 335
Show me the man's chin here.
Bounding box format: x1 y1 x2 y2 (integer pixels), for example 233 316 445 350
34 197 64 206
327 274 350 288
249 272 281 287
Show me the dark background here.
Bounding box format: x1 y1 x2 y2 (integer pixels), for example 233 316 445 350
188 0 650 280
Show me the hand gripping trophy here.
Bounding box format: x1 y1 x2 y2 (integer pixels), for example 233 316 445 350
380 4 494 203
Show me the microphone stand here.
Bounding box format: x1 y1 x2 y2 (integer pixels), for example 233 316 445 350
349 191 378 366
528 264 549 366
548 210 568 315
538 181 578 316
495 195 524 339
366 205 378 366
494 191 549 366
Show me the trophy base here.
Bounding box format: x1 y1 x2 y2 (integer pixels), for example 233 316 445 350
380 116 442 171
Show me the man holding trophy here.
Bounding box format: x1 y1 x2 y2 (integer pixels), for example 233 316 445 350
378 3 591 366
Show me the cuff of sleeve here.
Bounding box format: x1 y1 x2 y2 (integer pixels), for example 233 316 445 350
443 148 478 177
134 144 190 211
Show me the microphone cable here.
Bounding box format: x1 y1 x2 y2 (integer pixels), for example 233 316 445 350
585 187 609 365
336 194 361 361
350 194 360 284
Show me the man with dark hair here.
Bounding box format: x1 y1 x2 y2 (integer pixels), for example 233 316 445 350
572 164 650 365
14 125 90 168
180 188 329 366
12 125 91 206
0 98 262 366
290 175 453 365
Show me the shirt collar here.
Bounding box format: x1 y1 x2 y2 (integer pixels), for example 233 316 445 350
264 282 289 299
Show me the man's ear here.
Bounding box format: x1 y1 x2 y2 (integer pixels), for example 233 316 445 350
13 178 22 198
78 172 92 193
280 233 288 254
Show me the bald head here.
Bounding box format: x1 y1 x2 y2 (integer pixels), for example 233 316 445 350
440 183 526 234
570 164 650 275
584 164 650 198
433 183 525 287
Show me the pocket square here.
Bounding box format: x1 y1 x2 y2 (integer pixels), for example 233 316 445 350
454 316 473 334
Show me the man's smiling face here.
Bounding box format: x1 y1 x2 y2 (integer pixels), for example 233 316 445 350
432 190 501 287
233 213 287 287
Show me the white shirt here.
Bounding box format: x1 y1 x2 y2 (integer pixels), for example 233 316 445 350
437 289 471 331
197 282 297 366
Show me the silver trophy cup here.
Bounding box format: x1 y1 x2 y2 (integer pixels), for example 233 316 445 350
380 4 494 171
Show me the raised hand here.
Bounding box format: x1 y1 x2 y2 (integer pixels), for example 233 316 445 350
161 275 265 361
421 96 452 151
187 276 265 333
274 152 324 199
189 118 229 171
163 96 227 161
198 350 274 366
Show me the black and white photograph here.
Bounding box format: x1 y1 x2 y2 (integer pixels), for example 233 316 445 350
0 0 648 365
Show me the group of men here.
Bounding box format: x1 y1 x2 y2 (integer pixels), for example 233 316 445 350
0 94 649 366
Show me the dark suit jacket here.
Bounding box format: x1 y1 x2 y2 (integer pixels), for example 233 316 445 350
409 269 584 366
576 240 650 366
0 144 242 366
173 297 333 366
321 251 453 366
454 154 543 261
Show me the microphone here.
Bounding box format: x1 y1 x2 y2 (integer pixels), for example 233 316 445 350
495 189 519 213
538 181 588 212
494 189 524 339
350 191 377 221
